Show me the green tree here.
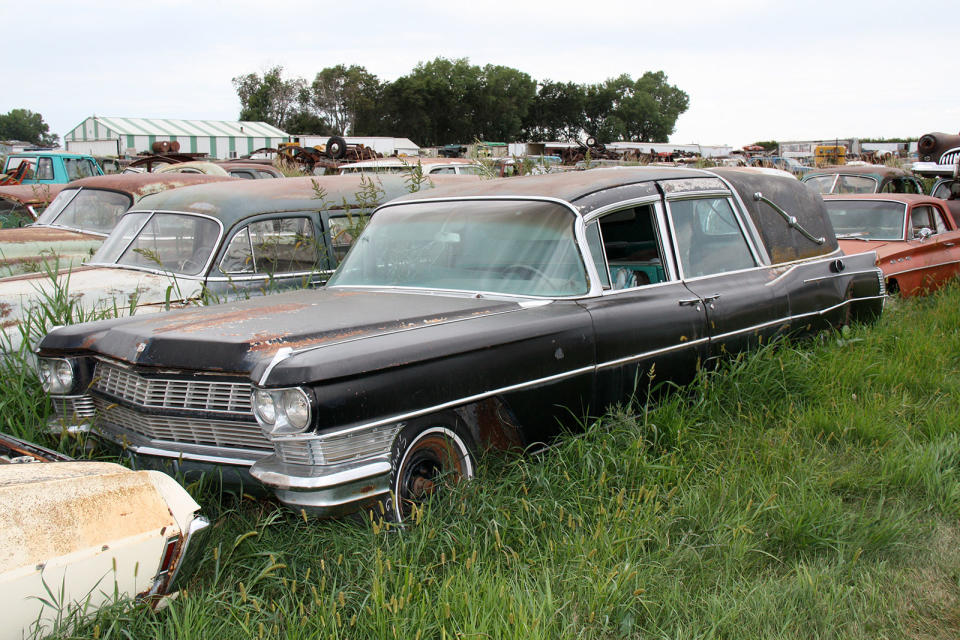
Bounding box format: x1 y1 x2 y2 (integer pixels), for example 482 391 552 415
284 110 331 135
523 81 587 142
581 72 689 144
752 140 779 152
309 65 381 136
232 66 306 130
0 109 58 146
474 64 536 142
382 58 484 146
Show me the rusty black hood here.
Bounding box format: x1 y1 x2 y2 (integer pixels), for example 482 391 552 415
37 287 527 374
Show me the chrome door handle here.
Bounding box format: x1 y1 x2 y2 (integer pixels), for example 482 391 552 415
945 242 956 247
678 298 701 306
701 294 721 303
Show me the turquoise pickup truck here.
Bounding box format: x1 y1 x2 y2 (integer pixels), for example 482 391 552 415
3 151 103 184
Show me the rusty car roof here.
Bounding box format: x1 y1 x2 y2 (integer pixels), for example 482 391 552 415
61 173 237 200
803 165 913 178
0 184 66 205
387 166 711 204
126 174 439 225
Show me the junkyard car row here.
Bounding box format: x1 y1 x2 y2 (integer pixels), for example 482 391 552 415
37 167 884 520
7 135 960 633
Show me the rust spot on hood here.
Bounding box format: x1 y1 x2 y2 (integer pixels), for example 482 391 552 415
151 303 310 334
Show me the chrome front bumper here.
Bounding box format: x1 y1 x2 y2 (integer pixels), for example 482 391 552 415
250 454 392 517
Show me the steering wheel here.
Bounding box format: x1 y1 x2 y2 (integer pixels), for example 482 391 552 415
503 263 549 280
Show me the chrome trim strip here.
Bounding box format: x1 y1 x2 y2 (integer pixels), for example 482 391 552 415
595 336 709 370
251 456 391 491
886 259 960 277
802 268 883 284
300 296 885 441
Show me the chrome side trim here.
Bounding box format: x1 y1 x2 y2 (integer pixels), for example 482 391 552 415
802 268 883 284
300 296 884 441
886 259 960 277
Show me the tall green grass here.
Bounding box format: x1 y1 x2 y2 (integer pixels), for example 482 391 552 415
21 284 954 639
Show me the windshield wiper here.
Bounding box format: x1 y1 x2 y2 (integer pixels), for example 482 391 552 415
835 233 872 241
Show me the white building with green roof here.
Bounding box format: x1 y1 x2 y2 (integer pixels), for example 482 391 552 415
63 116 290 159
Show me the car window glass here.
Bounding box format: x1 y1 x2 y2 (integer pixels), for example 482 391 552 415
53 189 132 234
596 204 665 289
230 170 256 179
328 212 361 263
329 199 588 297
91 212 151 263
911 206 932 236
430 167 457 175
669 198 756 278
933 207 949 233
824 200 905 240
256 170 276 179
219 227 254 273
585 222 610 288
458 165 485 175
932 182 951 199
36 157 54 180
903 179 920 195
116 213 219 275
804 175 836 194
246 217 319 274
838 175 878 193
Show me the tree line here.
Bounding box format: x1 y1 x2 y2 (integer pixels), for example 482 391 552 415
232 58 689 147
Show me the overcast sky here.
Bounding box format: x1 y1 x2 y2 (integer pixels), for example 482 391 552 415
5 0 957 148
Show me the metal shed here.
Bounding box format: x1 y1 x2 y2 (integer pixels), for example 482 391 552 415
64 117 290 159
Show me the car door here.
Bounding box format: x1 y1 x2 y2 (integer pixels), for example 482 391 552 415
579 200 710 409
664 193 789 359
902 203 960 292
208 212 327 297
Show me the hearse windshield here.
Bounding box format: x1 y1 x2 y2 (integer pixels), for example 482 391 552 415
329 199 589 297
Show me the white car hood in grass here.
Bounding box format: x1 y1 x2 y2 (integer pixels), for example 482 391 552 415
0 266 202 354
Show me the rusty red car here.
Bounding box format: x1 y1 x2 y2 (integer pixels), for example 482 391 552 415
824 194 960 296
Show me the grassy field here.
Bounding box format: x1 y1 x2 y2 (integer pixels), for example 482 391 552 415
6 285 960 639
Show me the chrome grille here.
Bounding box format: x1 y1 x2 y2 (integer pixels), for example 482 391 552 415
940 149 960 166
276 424 401 466
93 397 270 451
51 395 96 420
93 362 251 415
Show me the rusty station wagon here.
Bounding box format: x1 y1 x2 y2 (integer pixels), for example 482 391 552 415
37 167 884 520
0 173 234 276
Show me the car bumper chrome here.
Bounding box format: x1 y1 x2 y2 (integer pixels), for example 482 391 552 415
250 455 392 517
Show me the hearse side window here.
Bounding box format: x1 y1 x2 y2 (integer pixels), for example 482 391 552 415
669 198 756 278
593 204 665 290
220 217 318 275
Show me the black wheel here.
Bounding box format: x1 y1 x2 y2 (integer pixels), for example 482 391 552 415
585 136 597 147
326 136 347 160
385 416 476 522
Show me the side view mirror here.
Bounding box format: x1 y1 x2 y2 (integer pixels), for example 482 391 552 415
915 227 934 241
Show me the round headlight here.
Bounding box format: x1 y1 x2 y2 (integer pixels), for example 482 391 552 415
55 360 74 391
282 389 310 431
38 358 74 394
253 390 276 425
38 360 53 392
